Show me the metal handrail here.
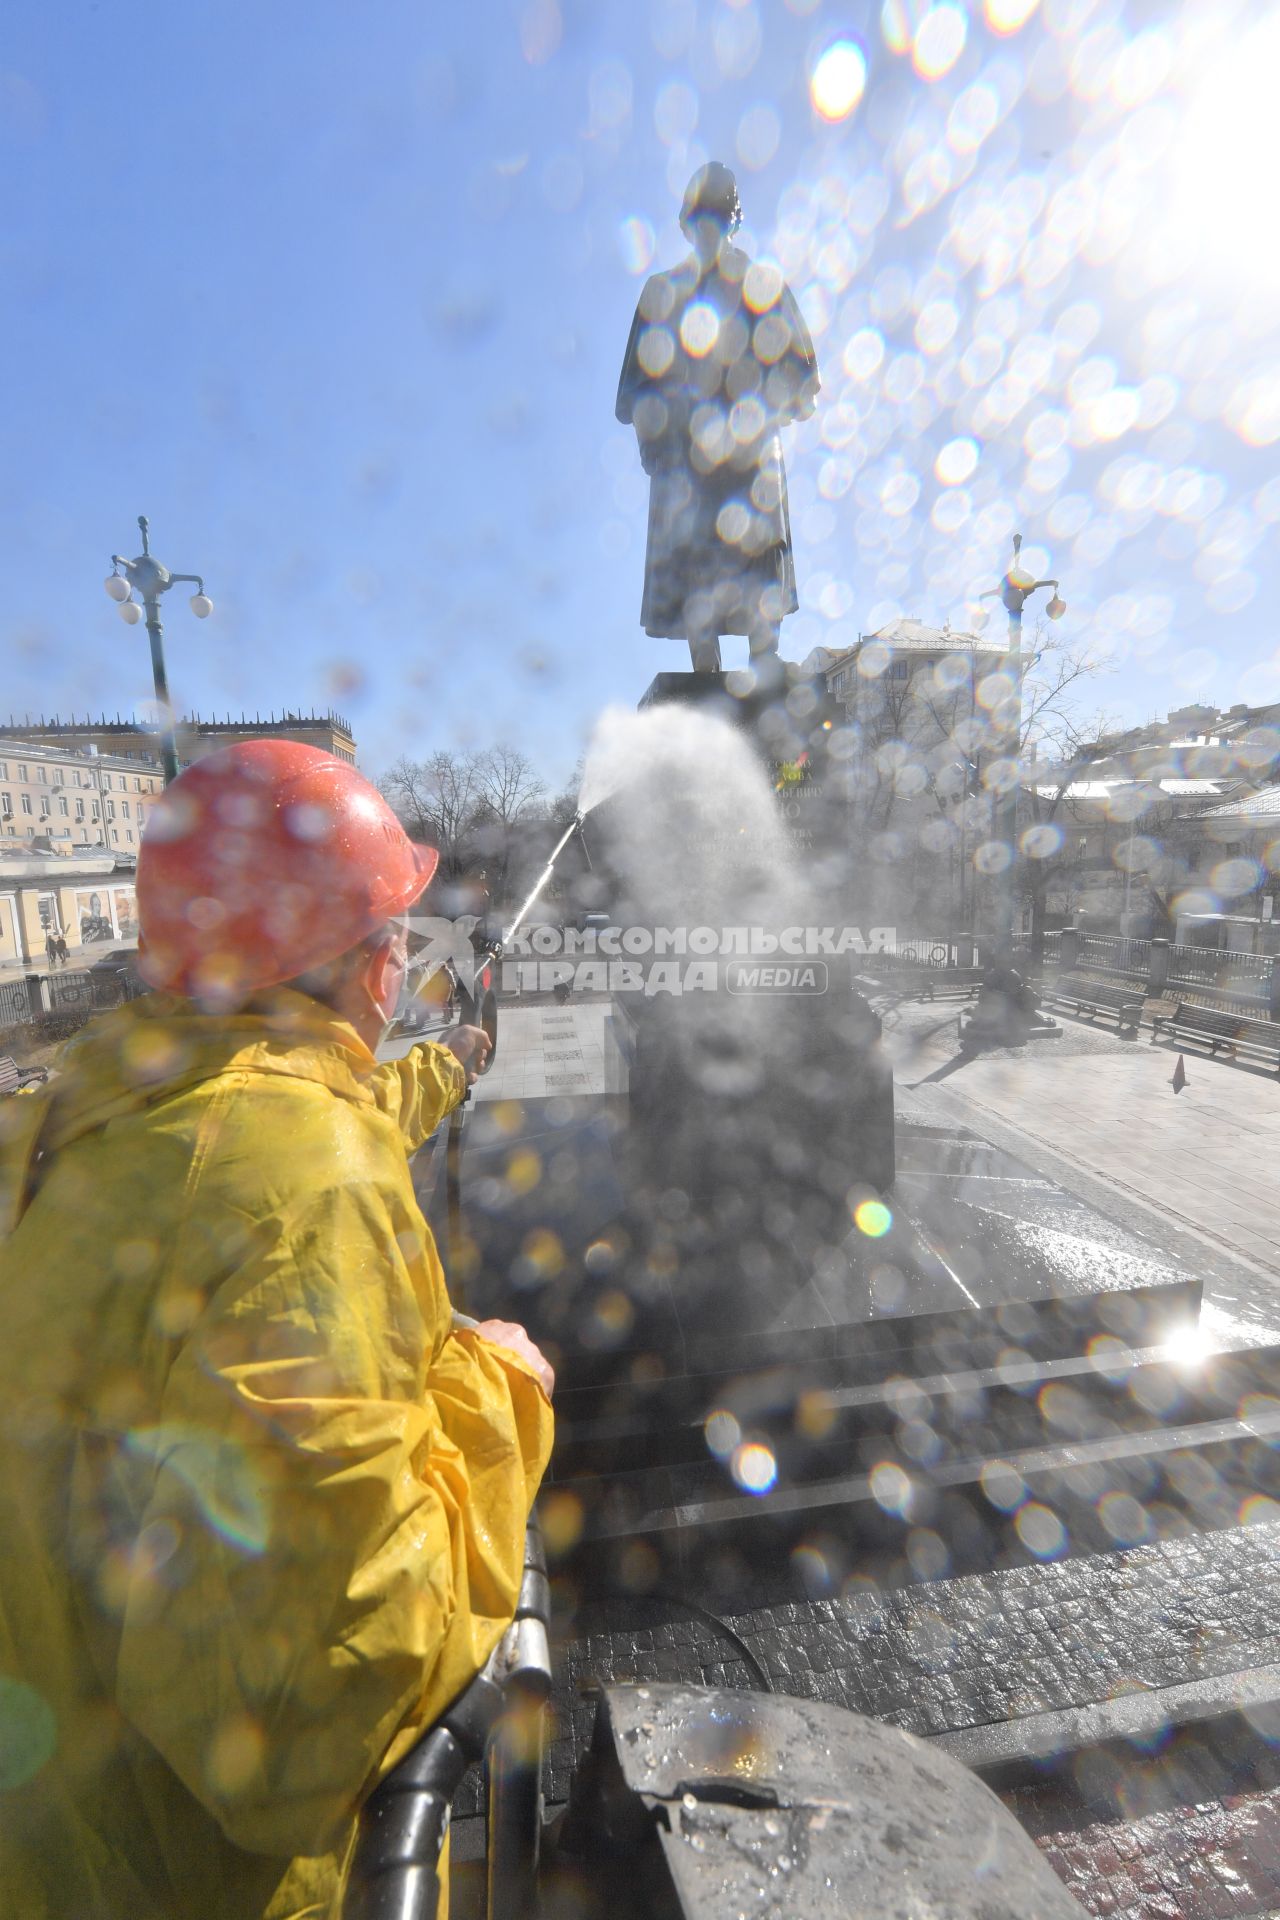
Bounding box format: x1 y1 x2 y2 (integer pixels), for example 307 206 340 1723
345 1522 550 1920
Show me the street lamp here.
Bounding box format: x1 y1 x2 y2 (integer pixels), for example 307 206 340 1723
104 515 212 785
971 532 1066 955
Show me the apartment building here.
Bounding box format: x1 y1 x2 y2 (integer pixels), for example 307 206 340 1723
0 709 357 767
0 742 163 857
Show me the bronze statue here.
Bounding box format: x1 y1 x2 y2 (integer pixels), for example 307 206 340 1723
616 163 820 672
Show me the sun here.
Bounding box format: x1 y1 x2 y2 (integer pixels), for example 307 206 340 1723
1167 10 1280 312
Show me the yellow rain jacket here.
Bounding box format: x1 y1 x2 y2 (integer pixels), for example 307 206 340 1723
0 990 553 1919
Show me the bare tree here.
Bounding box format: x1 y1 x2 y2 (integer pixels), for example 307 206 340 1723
1015 718 1116 958
469 746 547 904
380 751 482 880
474 745 546 827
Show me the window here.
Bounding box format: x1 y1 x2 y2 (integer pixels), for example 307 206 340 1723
134 778 142 792
91 801 100 819
18 765 27 782
20 795 32 815
122 800 130 819
38 797 50 818
75 799 84 821
890 659 911 681
107 800 116 820
0 762 7 780
37 766 47 783
0 794 10 817
57 797 68 816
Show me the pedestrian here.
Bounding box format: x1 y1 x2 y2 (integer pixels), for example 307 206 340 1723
0 741 555 1920
44 930 56 967
54 932 68 966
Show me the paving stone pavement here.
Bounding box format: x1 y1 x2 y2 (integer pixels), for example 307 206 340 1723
1024 1778 1280 1919
534 1520 1280 1812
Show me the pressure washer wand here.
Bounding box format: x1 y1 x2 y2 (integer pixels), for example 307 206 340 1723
445 810 588 1300
479 811 587 964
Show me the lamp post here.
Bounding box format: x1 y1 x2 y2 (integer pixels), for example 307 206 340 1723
972 533 1066 956
104 515 212 786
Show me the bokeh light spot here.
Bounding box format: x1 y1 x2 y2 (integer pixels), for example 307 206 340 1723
540 1489 585 1558
679 302 720 358
980 1460 1027 1512
206 1714 265 1799
618 217 655 275
913 4 967 80
1098 1492 1154 1547
705 1408 742 1457
984 0 1038 33
1016 1503 1067 1559
870 1460 912 1516
0 1677 56 1790
810 40 867 121
935 436 979 485
882 0 928 56
854 1198 893 1237
731 1440 778 1495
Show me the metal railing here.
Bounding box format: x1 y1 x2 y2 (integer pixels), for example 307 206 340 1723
867 936 980 971
0 979 30 1027
1078 933 1151 982
1046 929 1279 1020
0 962 147 1035
1166 945 1273 1016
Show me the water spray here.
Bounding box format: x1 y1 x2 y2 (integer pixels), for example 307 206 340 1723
478 810 589 967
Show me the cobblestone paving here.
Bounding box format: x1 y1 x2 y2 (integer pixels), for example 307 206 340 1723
541 1521 1280 1806
1028 1781 1280 1918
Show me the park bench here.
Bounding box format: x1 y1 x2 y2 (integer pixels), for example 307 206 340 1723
0 1056 47 1095
1151 1002 1280 1075
872 963 985 1003
1040 972 1144 1035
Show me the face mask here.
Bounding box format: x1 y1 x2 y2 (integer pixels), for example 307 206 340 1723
348 930 407 1038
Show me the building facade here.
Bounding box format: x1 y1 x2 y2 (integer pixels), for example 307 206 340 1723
804 618 1011 927
0 710 357 768
1031 702 1280 938
0 741 163 857
0 850 138 965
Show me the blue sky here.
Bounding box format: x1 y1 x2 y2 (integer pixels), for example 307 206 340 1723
3 0 1279 787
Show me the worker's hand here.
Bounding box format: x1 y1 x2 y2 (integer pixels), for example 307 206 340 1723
440 1024 492 1084
473 1319 556 1399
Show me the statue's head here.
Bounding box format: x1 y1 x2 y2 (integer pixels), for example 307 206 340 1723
680 162 741 256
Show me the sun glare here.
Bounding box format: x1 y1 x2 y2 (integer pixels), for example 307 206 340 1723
1170 12 1280 310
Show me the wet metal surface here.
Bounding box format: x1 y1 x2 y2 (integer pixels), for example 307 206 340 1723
600 1684 1083 1918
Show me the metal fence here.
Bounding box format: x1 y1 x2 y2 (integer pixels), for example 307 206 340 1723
1165 944 1273 1016
0 979 31 1027
869 936 979 970
0 962 147 1035
1077 933 1152 982
1053 930 1277 1018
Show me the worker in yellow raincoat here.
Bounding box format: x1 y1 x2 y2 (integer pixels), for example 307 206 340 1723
0 741 555 1920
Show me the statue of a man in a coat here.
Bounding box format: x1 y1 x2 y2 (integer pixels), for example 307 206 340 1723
616 163 820 672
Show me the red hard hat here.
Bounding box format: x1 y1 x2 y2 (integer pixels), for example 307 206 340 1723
136 740 438 1004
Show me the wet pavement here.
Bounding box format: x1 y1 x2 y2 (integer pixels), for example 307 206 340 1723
398 996 1280 1917
888 1000 1280 1331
